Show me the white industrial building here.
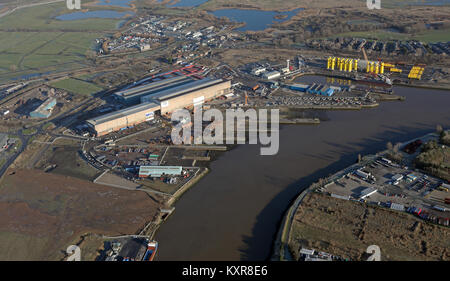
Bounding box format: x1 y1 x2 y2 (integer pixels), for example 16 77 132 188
359 187 377 199
263 71 281 80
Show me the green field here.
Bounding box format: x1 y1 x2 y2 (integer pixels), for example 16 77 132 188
50 77 104 95
327 28 450 43
0 2 124 31
0 2 131 82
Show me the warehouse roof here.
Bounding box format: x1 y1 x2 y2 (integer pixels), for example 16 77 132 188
30 98 57 117
115 75 194 99
139 166 182 177
359 187 377 199
141 78 228 102
86 102 159 126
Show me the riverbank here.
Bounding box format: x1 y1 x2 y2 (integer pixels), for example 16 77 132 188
153 84 450 261
274 132 446 261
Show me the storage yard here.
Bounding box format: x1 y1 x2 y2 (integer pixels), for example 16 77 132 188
322 157 450 224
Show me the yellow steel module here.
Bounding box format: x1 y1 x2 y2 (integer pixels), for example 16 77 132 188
375 63 379 74
348 59 353 72
366 61 370 73
370 62 375 73
332 57 336 70
340 59 344 71
354 59 358 72
327 57 330 69
380 62 385 74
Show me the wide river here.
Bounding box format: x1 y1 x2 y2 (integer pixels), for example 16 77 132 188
155 80 450 260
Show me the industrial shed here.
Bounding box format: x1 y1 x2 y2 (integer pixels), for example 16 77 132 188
30 98 57 118
114 75 195 105
86 102 160 136
141 78 231 114
139 166 183 178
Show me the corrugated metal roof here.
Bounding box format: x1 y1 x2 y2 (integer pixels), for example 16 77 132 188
139 166 182 177
87 102 159 126
115 75 193 98
141 78 226 102
30 98 56 117
359 187 377 198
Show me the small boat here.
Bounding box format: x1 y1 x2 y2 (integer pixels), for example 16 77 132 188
142 241 158 261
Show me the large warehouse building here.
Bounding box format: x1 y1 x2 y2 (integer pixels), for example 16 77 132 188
114 75 195 105
87 75 231 137
86 102 160 136
141 78 231 114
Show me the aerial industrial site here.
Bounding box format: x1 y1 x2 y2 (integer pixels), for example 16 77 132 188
0 0 449 266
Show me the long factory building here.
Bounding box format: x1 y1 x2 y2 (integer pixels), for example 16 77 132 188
87 77 231 136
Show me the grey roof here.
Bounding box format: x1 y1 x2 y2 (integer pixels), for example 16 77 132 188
31 98 56 115
139 166 182 176
359 187 377 198
115 75 194 99
87 102 159 126
142 78 227 102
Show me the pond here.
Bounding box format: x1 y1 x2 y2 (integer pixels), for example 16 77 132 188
209 8 303 31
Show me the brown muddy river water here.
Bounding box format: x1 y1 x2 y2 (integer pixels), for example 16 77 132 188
155 78 450 260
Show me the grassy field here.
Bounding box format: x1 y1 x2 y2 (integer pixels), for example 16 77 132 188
0 2 129 82
326 28 450 43
197 0 365 10
36 139 100 181
289 192 450 261
0 2 124 31
0 169 162 260
50 77 104 96
22 128 37 135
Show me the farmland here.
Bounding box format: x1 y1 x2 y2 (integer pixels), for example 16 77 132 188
50 77 104 96
0 1 130 82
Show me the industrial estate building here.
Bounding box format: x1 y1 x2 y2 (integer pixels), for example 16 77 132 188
86 102 160 136
30 98 57 118
141 77 231 114
87 75 231 136
139 166 182 178
289 83 337 96
263 71 281 80
114 75 195 105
